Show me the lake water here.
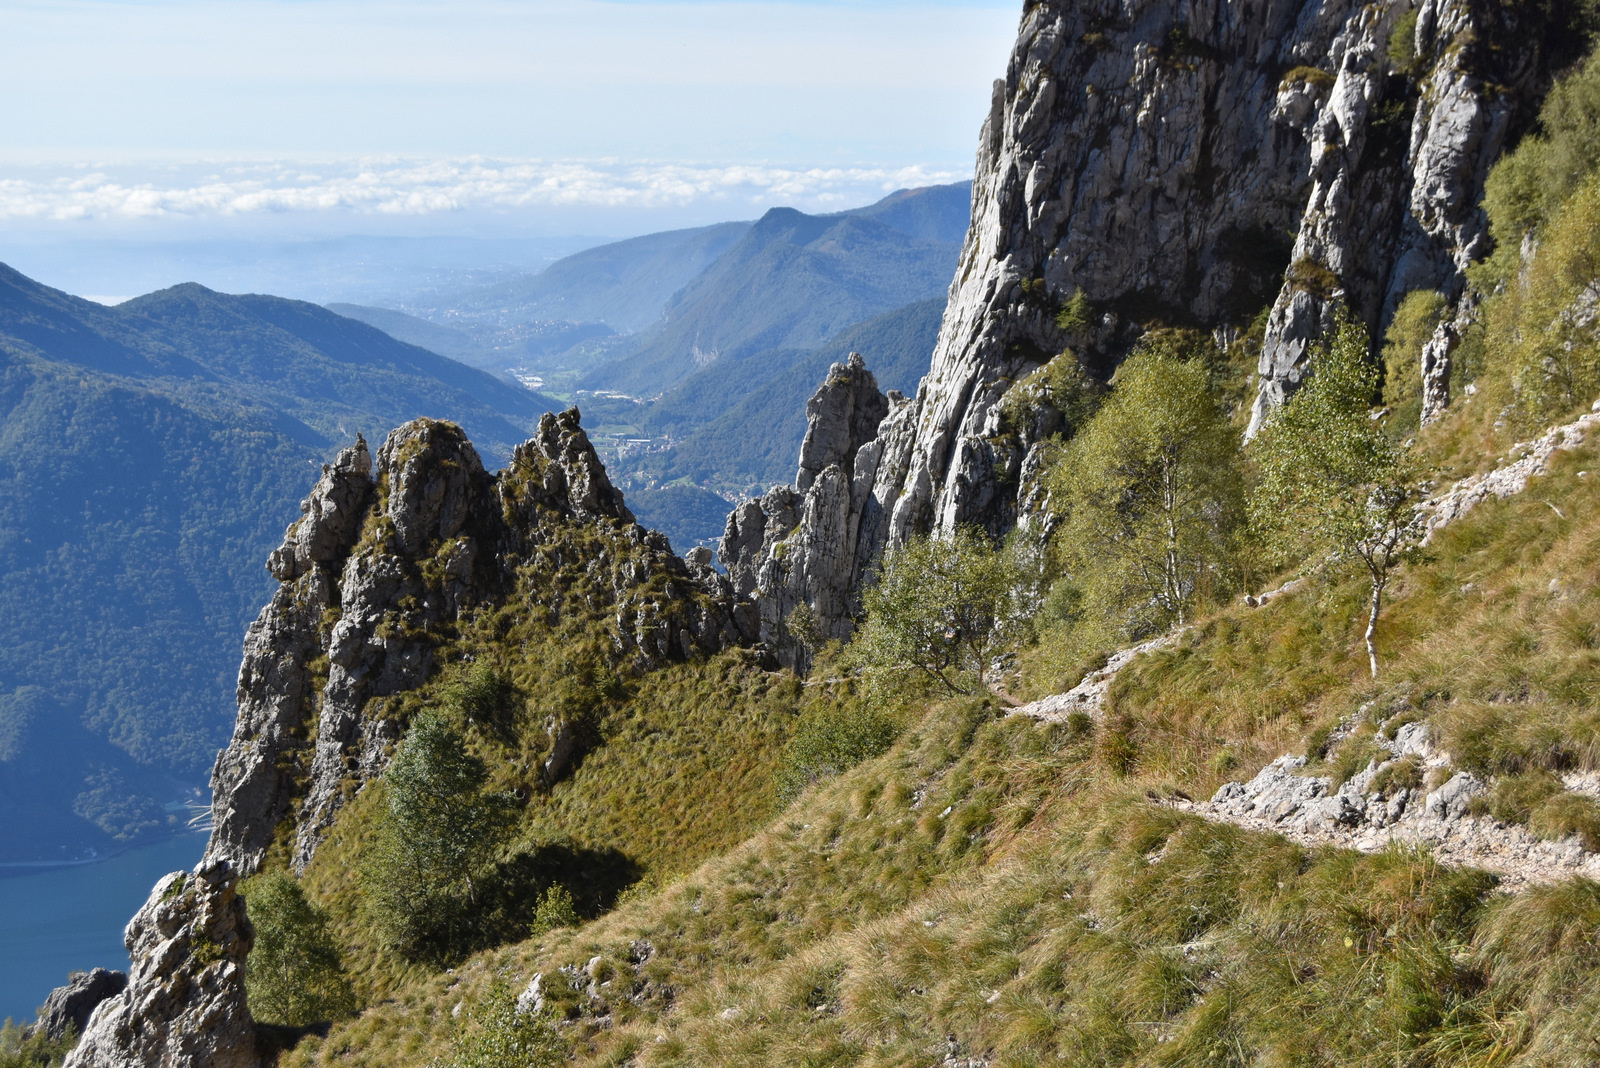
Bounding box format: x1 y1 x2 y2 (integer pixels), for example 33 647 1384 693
0 832 206 1024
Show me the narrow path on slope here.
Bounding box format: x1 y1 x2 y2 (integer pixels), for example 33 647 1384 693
1012 402 1600 889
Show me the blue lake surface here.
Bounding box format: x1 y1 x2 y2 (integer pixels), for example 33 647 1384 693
0 832 206 1024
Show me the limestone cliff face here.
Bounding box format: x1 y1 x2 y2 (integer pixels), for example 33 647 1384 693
721 353 893 668
208 409 736 880
64 863 257 1068
752 0 1570 652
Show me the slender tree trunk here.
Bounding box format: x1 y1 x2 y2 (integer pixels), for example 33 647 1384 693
1164 458 1184 625
1365 575 1384 679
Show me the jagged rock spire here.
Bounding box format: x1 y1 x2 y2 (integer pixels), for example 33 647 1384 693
720 353 893 668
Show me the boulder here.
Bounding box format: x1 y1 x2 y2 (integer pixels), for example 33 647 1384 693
31 968 127 1044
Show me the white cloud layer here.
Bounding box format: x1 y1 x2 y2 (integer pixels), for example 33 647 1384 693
0 159 968 224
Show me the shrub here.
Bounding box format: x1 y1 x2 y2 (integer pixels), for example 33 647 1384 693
433 978 564 1068
1387 9 1419 72
445 663 521 742
527 884 579 938
850 528 1037 697
1055 288 1095 334
244 870 357 1026
0 1019 73 1068
362 711 519 963
776 700 901 802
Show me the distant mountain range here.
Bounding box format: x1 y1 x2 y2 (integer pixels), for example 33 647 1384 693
585 204 959 396
0 267 560 861
332 182 972 548
0 183 970 857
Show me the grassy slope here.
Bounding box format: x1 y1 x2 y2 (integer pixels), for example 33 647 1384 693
281 405 1600 1068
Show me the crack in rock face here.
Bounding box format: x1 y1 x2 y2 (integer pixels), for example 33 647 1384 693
751 0 1568 648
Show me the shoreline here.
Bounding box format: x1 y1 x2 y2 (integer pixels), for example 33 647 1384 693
0 831 207 877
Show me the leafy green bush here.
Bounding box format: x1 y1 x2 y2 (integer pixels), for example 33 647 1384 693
432 979 564 1068
776 699 901 802
849 529 1037 697
527 884 580 938
1481 50 1600 279
1054 288 1094 334
1387 9 1419 72
362 711 518 963
445 663 521 743
995 351 1103 442
244 869 357 1026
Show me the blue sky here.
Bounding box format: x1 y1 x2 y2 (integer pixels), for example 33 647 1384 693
0 0 1020 238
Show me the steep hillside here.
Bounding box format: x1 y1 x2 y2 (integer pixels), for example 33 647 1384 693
46 3 1600 1067
410 222 754 336
0 267 561 862
583 208 957 397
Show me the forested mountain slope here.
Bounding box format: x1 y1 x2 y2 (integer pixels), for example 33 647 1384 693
582 207 959 397
0 268 559 862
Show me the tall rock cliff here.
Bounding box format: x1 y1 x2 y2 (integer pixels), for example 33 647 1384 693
750 0 1578 655
75 410 741 1068
721 353 894 668
208 409 740 879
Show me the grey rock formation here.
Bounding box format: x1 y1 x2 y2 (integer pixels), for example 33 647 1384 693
1249 0 1553 433
748 0 1571 644
1419 318 1458 424
206 409 734 880
209 438 372 877
78 409 741 1068
32 968 127 1044
64 862 257 1068
720 354 892 667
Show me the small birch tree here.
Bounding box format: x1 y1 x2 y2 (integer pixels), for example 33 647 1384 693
1250 315 1422 677
850 528 1035 696
1051 341 1243 643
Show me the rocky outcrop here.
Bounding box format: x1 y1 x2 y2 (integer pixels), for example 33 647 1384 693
207 409 735 879
1249 0 1557 433
208 437 372 877
751 0 1574 644
1421 401 1600 542
32 968 127 1044
1185 724 1600 890
720 354 892 667
64 862 257 1068
77 409 739 1068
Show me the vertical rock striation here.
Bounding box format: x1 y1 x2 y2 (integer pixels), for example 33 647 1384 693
721 353 893 668
749 0 1574 646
